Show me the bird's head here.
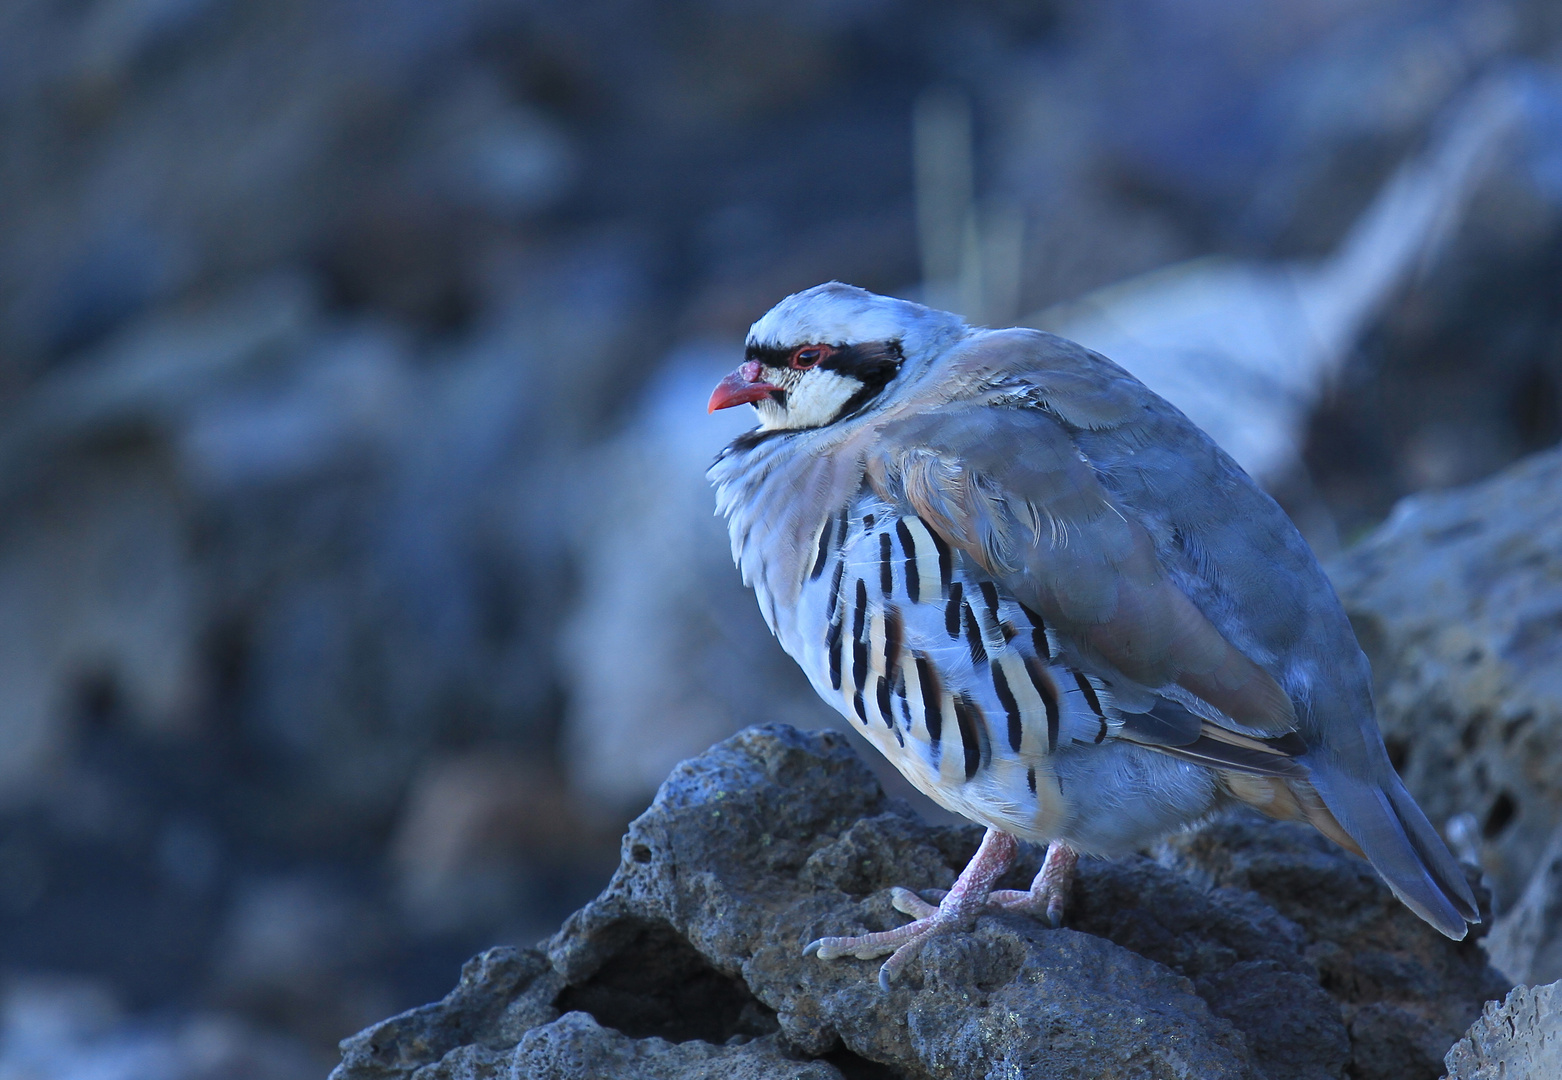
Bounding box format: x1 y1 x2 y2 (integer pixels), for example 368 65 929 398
708 282 967 431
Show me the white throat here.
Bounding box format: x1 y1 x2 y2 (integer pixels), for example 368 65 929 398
754 369 861 430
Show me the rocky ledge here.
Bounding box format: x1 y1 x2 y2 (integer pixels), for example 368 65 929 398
332 723 1516 1080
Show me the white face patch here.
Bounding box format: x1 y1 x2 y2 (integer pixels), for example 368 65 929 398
753 367 862 431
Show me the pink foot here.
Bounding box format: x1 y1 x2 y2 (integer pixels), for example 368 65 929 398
989 839 1078 927
805 828 1019 989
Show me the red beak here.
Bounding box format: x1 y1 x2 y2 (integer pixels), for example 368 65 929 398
708 361 780 413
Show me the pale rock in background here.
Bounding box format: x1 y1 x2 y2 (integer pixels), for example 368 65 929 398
1328 446 1562 916
1035 71 1527 499
1486 822 1562 985
1443 980 1562 1080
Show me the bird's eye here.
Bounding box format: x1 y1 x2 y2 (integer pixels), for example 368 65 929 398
790 344 833 370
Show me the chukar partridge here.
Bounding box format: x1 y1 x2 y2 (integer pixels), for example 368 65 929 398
707 282 1477 989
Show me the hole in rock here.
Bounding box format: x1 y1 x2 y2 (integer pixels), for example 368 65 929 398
1483 791 1516 839
74 671 124 732
822 1047 908 1079
1502 713 1533 745
1459 711 1487 751
1512 364 1562 453
556 922 778 1045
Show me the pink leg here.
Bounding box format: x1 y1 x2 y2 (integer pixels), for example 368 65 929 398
805 828 1018 989
989 839 1078 927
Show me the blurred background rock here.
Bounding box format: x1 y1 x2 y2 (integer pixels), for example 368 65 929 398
1 0 1561 1075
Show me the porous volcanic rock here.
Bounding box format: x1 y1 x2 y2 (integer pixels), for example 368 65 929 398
1328 446 1562 917
1157 818 1507 1080
334 724 1508 1080
1442 980 1562 1080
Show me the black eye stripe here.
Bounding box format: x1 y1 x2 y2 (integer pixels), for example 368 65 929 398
744 340 904 378
744 344 802 368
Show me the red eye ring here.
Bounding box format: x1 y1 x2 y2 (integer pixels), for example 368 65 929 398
789 344 834 370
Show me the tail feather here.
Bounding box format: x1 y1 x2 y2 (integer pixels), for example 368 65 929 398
1307 765 1478 939
1384 779 1481 922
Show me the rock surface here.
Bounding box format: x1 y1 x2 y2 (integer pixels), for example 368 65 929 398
1328 445 1562 969
1442 980 1562 1080
334 724 1508 1080
1157 819 1504 1080
1482 816 1562 987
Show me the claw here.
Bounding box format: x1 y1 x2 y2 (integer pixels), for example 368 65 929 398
877 934 932 988
1037 839 1078 927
